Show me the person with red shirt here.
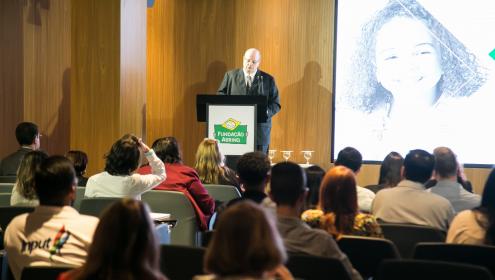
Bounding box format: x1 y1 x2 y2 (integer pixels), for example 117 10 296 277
138 137 215 230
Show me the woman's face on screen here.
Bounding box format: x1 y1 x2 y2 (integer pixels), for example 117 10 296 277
375 17 443 99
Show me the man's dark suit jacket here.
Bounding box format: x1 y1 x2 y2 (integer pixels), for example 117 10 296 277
218 69 281 147
0 147 33 176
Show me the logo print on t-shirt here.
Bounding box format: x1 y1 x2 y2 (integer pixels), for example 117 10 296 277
49 225 71 259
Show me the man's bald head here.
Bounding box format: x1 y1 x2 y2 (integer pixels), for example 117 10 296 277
243 48 261 75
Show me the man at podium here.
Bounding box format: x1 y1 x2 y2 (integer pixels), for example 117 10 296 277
218 48 281 154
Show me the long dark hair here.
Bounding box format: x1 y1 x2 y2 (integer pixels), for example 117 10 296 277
16 150 48 199
72 199 166 280
378 151 403 187
475 169 495 245
319 166 358 235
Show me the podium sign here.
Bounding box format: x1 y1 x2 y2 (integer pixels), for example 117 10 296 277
207 104 256 155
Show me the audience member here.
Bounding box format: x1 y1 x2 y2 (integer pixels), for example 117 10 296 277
59 199 167 280
10 150 48 206
270 162 362 280
372 149 455 231
428 147 480 212
425 161 474 193
194 138 239 189
137 137 214 230
304 165 325 210
66 151 89 186
196 201 293 280
4 156 99 280
365 152 403 194
0 122 41 176
447 169 495 245
302 166 383 239
334 147 375 212
85 134 166 199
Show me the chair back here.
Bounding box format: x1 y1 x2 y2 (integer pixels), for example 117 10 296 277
0 193 11 207
338 235 400 278
72 187 86 211
160 245 205 280
379 223 446 258
0 183 14 194
21 266 72 280
0 177 16 184
376 259 493 280
142 190 199 246
286 254 352 280
414 242 495 276
0 206 34 231
79 197 120 217
203 184 241 203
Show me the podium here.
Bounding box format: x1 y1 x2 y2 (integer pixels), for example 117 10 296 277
196 94 268 157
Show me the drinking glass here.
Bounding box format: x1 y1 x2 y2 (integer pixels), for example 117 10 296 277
268 149 277 165
281 150 293 162
301 150 314 165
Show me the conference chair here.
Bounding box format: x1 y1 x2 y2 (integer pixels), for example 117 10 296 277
160 245 205 280
203 184 241 203
142 190 200 246
337 235 400 278
0 194 10 207
413 242 495 276
79 197 120 218
0 183 14 194
376 259 493 280
379 223 446 258
0 206 35 250
21 266 72 280
286 254 352 280
0 177 16 184
72 187 86 211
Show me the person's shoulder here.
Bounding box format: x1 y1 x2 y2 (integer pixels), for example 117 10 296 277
259 70 274 79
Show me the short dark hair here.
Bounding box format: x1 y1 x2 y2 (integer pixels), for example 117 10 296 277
66 150 88 176
15 122 38 146
236 152 270 189
105 134 140 176
151 137 181 164
335 147 362 172
403 149 435 183
433 147 458 178
35 156 76 206
270 162 307 206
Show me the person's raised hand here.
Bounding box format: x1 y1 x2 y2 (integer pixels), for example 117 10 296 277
138 138 151 153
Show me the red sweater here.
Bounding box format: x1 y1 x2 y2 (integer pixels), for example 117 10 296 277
138 163 215 230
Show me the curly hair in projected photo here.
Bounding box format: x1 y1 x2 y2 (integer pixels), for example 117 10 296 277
347 0 486 114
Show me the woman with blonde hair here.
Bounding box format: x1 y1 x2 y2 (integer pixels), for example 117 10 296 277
196 201 292 280
59 198 167 280
194 139 239 188
10 150 48 206
302 166 382 239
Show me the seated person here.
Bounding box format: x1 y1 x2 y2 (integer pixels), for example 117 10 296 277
195 201 292 280
364 152 403 194
66 150 89 186
270 162 362 280
59 198 167 280
194 138 239 189
85 134 166 199
10 150 48 206
334 147 376 212
4 156 99 280
137 137 214 230
447 168 495 245
304 165 325 210
0 122 41 176
302 166 383 239
428 147 480 212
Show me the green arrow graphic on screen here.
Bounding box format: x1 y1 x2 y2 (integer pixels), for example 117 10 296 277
490 48 495 60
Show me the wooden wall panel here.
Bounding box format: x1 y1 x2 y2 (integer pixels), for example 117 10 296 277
71 0 147 175
0 1 24 158
0 0 70 158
